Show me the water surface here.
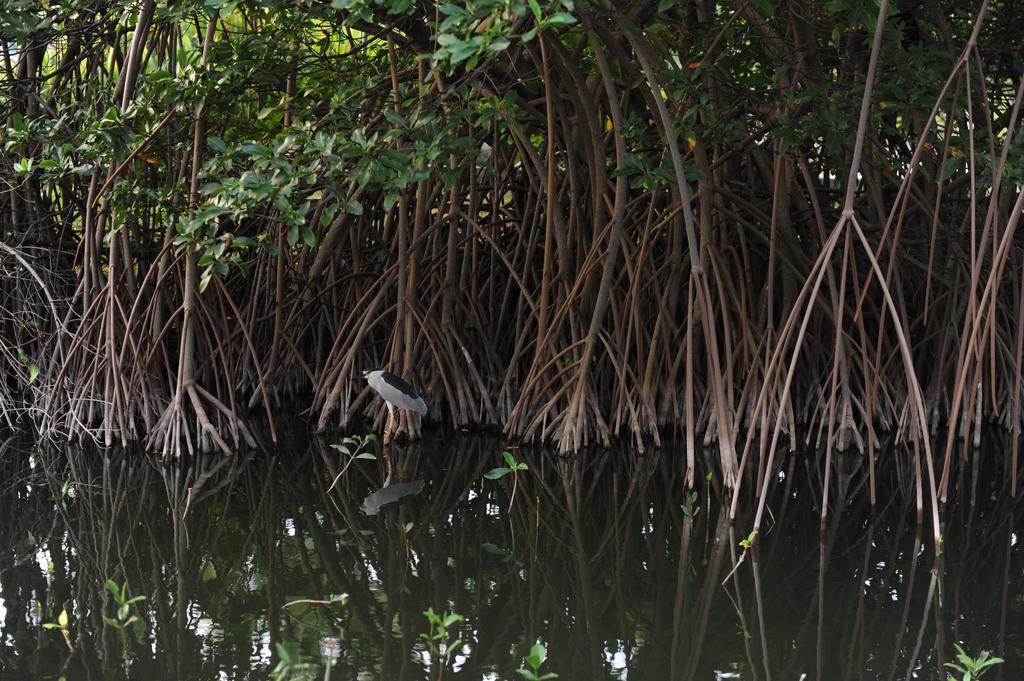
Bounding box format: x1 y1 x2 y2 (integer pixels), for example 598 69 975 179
0 434 1019 680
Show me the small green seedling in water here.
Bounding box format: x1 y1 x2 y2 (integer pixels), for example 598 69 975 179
486 451 529 513
484 450 528 480
102 580 146 651
327 434 379 492
103 580 145 630
722 528 760 585
420 608 464 681
945 644 1003 681
681 491 700 518
517 642 558 680
42 607 73 651
329 433 378 460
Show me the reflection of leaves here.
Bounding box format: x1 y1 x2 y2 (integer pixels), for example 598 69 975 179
481 542 523 567
271 641 317 681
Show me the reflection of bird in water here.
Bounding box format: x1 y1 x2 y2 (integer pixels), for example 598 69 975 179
362 369 427 445
361 479 425 516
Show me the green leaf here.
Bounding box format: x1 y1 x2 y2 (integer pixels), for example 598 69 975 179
546 11 575 25
301 226 316 247
484 467 511 479
199 269 213 293
58 609 68 627
193 203 232 223
384 110 406 127
276 135 297 156
355 452 377 460
438 3 468 18
528 643 547 668
448 41 478 64
321 202 339 227
527 0 542 22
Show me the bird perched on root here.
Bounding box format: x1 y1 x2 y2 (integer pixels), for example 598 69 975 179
362 369 427 445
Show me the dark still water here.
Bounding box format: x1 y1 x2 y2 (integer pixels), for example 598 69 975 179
0 433 1021 680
